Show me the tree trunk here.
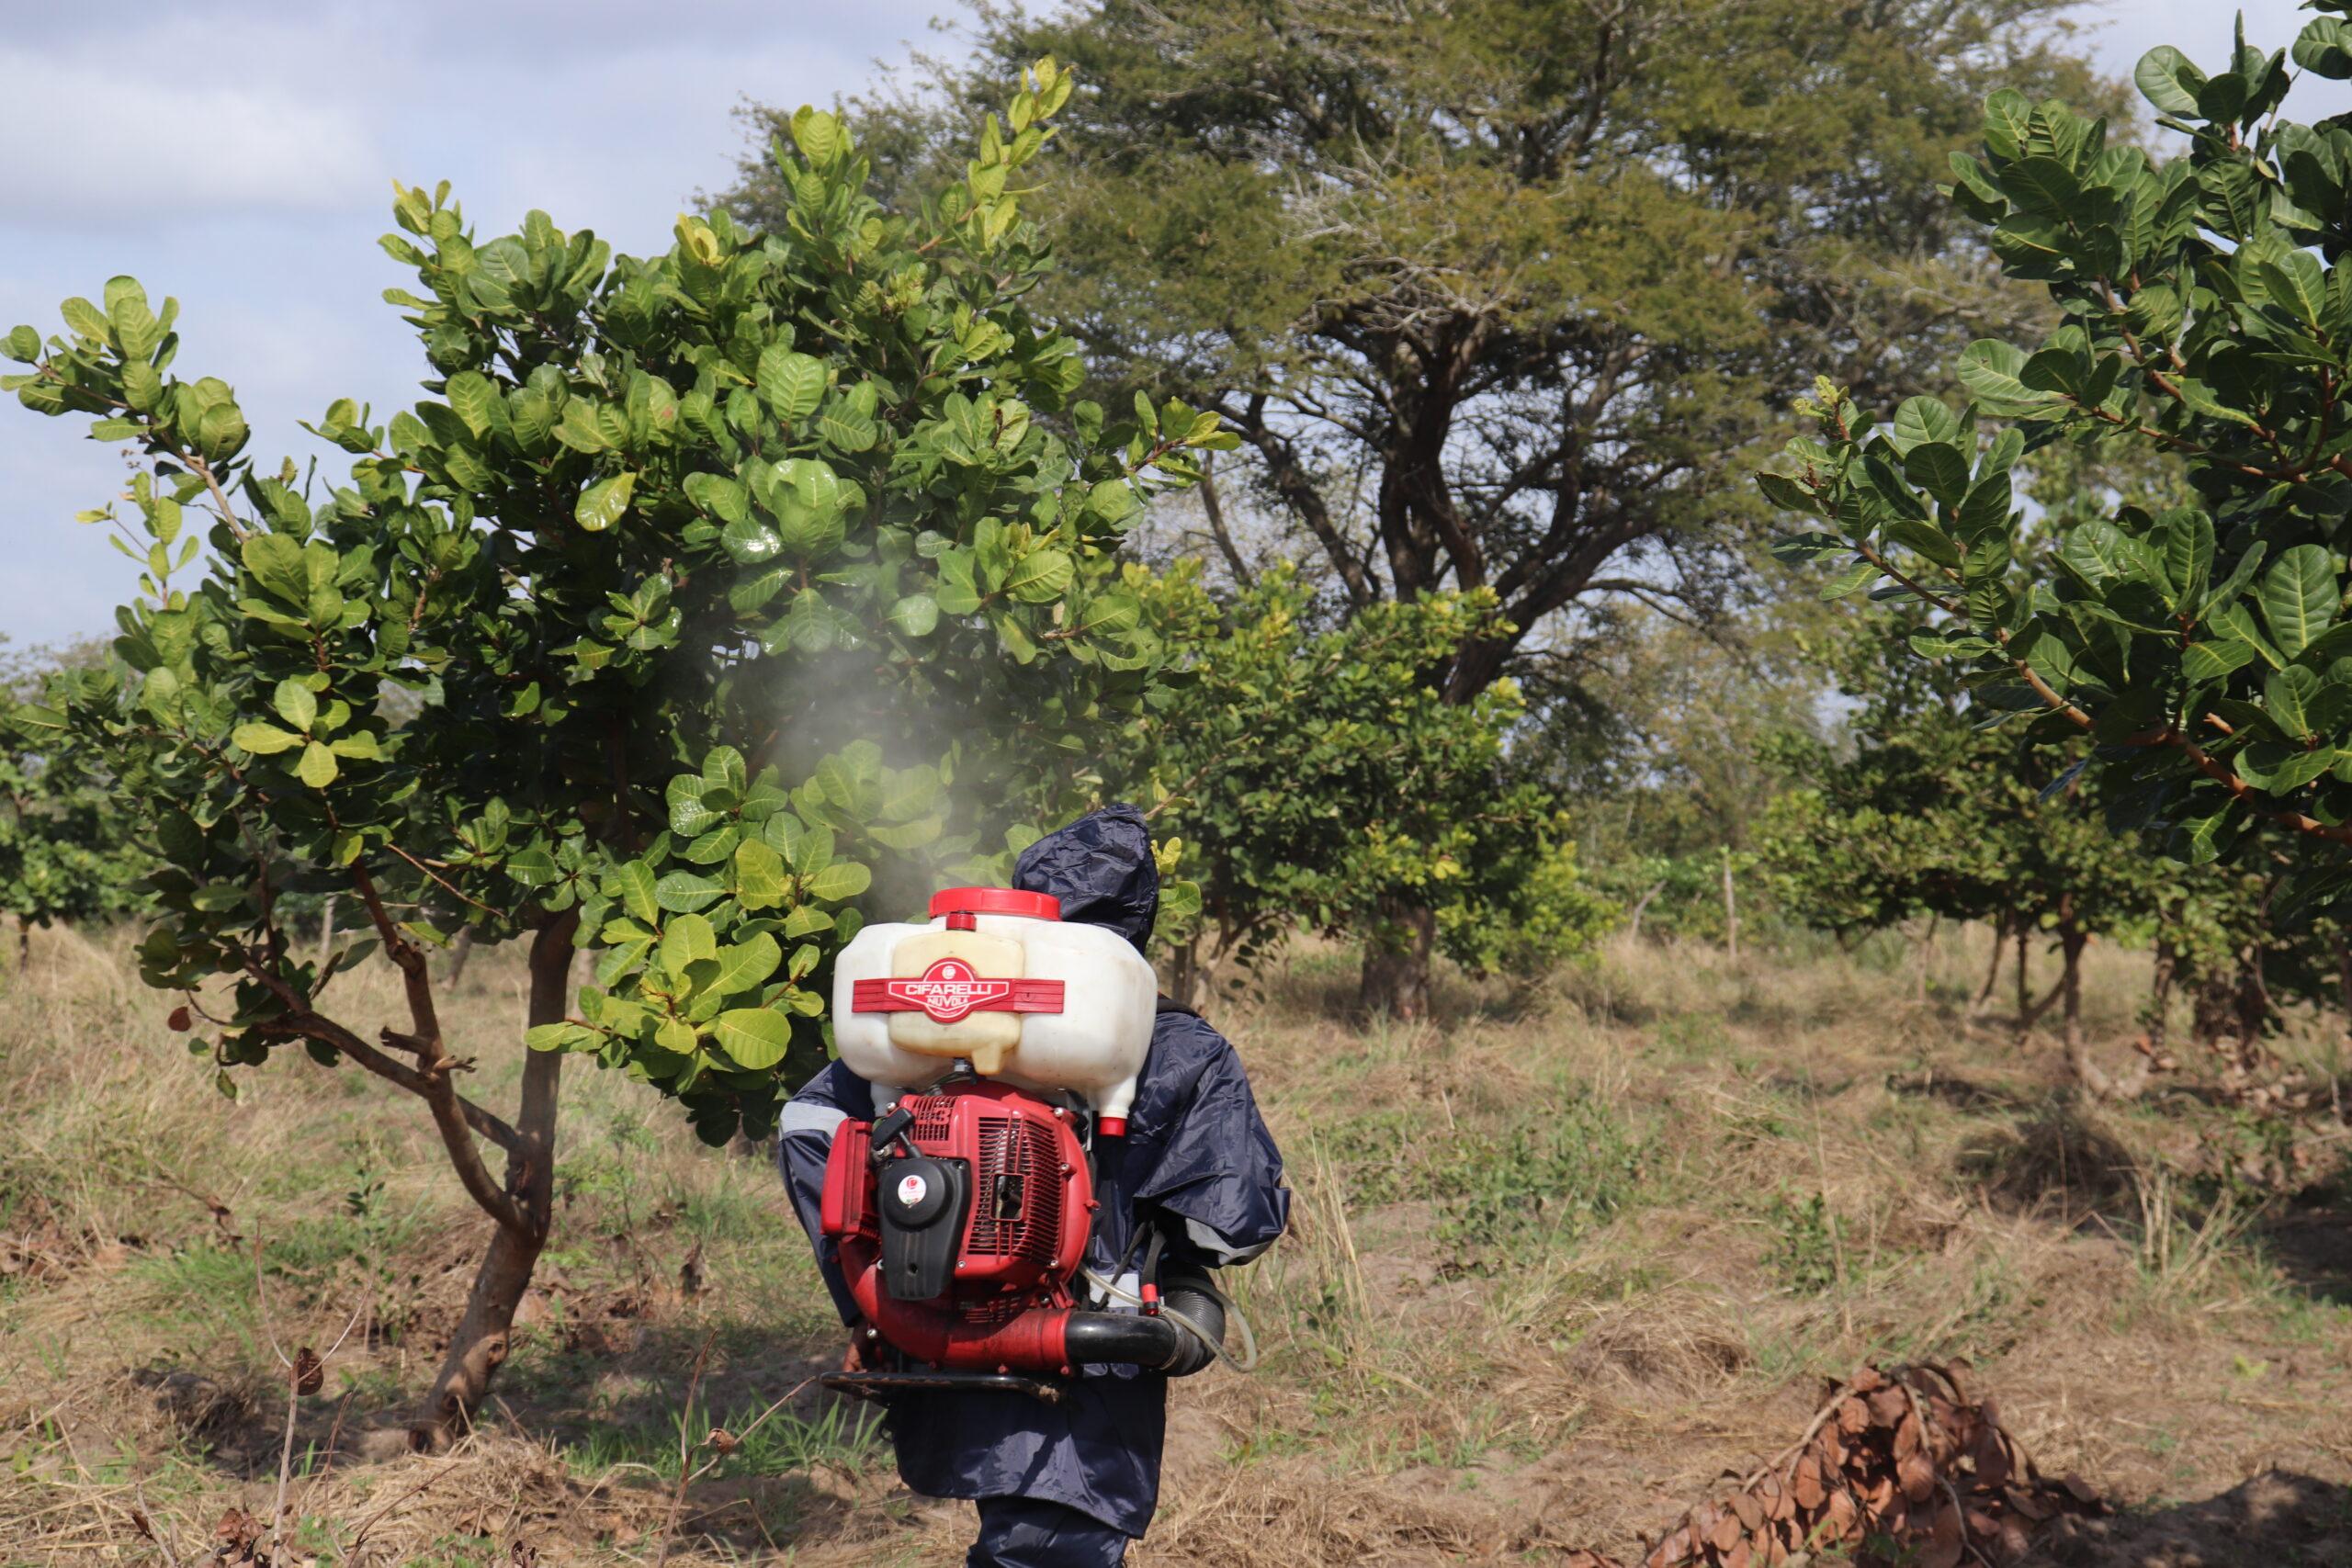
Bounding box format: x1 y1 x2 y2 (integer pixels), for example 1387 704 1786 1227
14 914 26 968
1163 933 1209 1012
442 926 476 995
2012 924 2031 1040
2191 969 2239 1054
2231 943 2271 1075
1721 851 1738 964
1914 914 1939 1006
316 893 336 973
2336 934 2352 1040
2013 924 2066 1041
2057 919 2143 1099
418 914 571 1447
1358 898 1433 1020
2146 935 2177 1059
2059 920 2086 1055
1973 915 2007 1008
1625 877 1667 945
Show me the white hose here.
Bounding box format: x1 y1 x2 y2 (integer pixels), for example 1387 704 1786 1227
1079 1268 1260 1373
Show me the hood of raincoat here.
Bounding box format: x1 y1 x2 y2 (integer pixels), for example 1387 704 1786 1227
1012 803 1158 953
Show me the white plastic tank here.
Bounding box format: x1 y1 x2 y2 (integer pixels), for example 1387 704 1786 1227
831 886 1157 1133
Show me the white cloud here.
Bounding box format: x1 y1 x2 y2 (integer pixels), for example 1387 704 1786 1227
0 49 382 221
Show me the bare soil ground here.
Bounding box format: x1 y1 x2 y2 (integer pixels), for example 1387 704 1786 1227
2 924 2348 1565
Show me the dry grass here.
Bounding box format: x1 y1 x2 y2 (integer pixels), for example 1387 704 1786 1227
3 920 2351 1565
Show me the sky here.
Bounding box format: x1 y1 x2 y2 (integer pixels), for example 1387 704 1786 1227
0 0 2334 649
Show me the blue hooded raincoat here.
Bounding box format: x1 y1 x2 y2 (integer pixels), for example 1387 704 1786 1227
775 805 1291 1538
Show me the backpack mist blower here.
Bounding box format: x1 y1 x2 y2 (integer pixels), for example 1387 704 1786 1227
820 887 1234 1402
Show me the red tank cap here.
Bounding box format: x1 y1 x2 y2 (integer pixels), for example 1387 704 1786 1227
929 886 1060 921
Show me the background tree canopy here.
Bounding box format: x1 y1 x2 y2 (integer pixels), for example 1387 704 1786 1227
733 0 2115 681
1111 563 1610 1010
727 0 2119 1008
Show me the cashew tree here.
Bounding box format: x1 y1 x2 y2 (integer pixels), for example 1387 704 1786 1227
0 646 147 961
1109 564 1603 1011
1 60 1224 1441
1761 10 2352 913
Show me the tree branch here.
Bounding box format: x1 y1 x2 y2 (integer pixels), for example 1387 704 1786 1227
1219 392 1380 607
1195 451 1257 589
347 861 528 1231
236 957 521 1154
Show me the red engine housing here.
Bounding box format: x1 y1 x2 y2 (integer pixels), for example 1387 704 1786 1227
820 1080 1097 1372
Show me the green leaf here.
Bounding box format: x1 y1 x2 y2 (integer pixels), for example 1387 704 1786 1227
655 871 724 911
721 517 781 563
763 810 808 865
506 846 561 887
2297 15 2352 78
1954 474 2012 541
732 838 790 908
2136 45 2207 117
1956 340 2067 416
781 905 834 938
935 551 983 615
1088 479 1138 523
868 815 944 851
2157 508 2214 605
661 911 717 977
60 296 109 344
2267 663 2323 739
888 593 939 637
667 775 724 838
232 722 301 755
1901 442 1971 507
594 938 653 987
527 1022 596 1053
2260 253 2327 325
297 741 338 788
684 472 749 524
271 678 317 731
2199 544 2266 618
817 404 877 452
758 347 827 422
710 1007 797 1070
1756 472 1815 513
576 471 637 532
1887 395 1962 455
803 861 871 902
1003 548 1074 603
1819 558 1881 600
2181 639 2259 683
1159 878 1204 922
1770 533 1844 565
2260 544 2336 658
1884 516 1961 570
790 106 849 164
2170 376 2259 428
705 932 782 998
609 861 659 924
878 763 940 821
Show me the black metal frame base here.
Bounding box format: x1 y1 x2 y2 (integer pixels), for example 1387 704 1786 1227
820 1370 1065 1404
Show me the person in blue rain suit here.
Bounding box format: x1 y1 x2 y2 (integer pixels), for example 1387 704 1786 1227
775 804 1291 1568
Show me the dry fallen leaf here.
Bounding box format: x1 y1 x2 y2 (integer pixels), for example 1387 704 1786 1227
1615 1363 2103 1568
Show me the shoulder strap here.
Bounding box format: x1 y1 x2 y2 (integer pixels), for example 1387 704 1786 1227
1155 994 1201 1019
